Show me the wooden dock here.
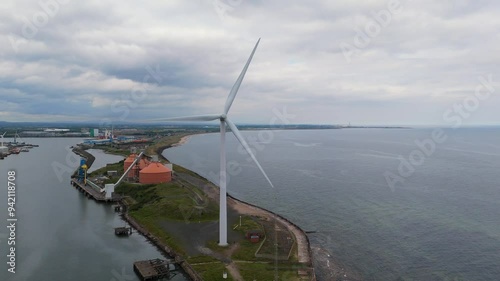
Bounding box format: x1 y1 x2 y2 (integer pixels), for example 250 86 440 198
133 259 171 281
70 179 121 202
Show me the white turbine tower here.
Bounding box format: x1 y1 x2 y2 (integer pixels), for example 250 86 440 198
159 39 273 246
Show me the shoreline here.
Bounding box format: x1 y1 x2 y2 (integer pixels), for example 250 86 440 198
172 135 193 147
164 134 316 278
227 194 312 264
83 133 317 280
164 133 363 280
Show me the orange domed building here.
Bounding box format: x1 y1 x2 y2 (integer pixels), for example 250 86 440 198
139 162 172 184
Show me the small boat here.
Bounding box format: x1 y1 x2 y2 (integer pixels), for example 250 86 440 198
20 148 29 152
10 148 20 154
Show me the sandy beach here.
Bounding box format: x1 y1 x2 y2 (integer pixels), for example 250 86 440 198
172 135 192 147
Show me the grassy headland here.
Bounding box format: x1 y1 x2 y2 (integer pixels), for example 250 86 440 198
86 133 314 280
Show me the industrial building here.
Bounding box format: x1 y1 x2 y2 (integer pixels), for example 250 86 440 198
123 154 172 184
124 154 150 178
139 162 172 184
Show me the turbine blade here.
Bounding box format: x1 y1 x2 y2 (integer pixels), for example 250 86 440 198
225 118 274 188
143 114 221 122
224 38 261 115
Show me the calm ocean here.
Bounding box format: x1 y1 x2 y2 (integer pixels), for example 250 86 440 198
164 128 500 281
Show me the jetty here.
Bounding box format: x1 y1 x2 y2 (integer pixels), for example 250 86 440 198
70 179 122 202
133 259 173 281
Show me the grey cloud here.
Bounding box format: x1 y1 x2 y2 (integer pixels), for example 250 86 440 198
0 0 498 125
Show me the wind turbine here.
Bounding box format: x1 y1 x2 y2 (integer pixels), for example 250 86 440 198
158 39 273 246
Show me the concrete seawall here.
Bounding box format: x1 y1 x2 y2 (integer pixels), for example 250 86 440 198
72 146 96 168
228 193 316 271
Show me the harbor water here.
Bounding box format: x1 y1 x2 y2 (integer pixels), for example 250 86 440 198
0 138 189 281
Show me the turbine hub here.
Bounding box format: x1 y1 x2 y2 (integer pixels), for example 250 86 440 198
220 114 227 121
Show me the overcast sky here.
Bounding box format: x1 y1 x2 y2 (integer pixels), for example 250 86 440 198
1 0 499 125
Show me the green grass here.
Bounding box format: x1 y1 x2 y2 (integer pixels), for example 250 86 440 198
186 255 220 264
115 180 219 257
88 160 125 177
232 239 262 261
173 163 206 179
231 216 268 261
205 240 223 253
95 146 131 157
233 216 264 234
117 182 219 222
191 262 234 281
129 212 186 255
236 262 300 281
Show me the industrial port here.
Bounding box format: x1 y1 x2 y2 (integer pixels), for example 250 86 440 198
0 123 321 280
0 132 39 159
69 136 192 280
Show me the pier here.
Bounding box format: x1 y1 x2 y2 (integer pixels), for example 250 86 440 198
70 179 122 202
133 259 173 281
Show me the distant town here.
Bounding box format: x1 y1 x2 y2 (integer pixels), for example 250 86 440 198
0 121 408 139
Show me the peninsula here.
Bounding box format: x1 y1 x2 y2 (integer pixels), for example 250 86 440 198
81 132 317 280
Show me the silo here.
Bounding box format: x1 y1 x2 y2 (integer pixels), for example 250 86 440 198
124 154 137 177
139 162 172 184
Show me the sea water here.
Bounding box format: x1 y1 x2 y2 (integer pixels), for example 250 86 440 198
164 128 500 281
